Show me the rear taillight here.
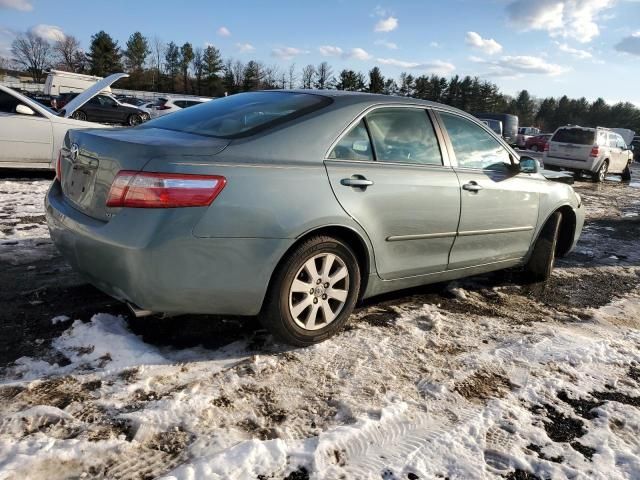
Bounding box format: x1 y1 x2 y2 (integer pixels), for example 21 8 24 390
543 142 550 152
56 150 63 182
590 146 599 157
106 171 226 208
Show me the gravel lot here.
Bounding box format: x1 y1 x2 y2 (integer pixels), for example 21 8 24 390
0 168 639 479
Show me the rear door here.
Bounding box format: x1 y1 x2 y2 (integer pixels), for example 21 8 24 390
609 134 626 173
435 110 540 270
325 106 461 280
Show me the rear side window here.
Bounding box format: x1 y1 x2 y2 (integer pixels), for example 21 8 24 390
145 91 332 139
329 119 373 161
440 112 510 170
552 128 595 145
366 108 442 165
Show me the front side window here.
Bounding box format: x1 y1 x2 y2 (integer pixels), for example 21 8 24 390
145 91 332 139
439 112 510 170
0 91 21 114
328 119 373 161
366 108 442 165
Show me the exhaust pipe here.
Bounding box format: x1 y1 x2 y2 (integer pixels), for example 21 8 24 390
127 302 155 318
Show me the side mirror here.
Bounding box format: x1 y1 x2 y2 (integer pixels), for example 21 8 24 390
352 140 370 153
16 104 35 116
519 156 539 174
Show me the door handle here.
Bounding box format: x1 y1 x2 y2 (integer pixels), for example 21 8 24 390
341 176 374 188
462 181 483 192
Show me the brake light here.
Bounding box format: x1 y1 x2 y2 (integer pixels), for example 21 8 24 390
544 142 550 152
56 150 63 182
590 146 599 157
106 171 226 208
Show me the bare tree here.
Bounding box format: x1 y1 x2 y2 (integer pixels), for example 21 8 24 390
315 61 333 90
232 60 245 90
192 47 203 95
262 64 280 89
151 36 165 90
53 34 83 72
301 64 315 89
11 32 52 83
287 63 297 89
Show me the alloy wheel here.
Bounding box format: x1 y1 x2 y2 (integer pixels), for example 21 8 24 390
288 253 349 331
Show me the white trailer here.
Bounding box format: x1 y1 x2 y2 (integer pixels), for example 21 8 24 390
44 70 111 96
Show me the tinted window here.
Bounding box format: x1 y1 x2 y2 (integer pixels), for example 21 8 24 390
366 108 442 165
440 112 510 170
0 91 21 113
173 100 187 108
552 128 595 145
145 91 331 138
329 119 373 161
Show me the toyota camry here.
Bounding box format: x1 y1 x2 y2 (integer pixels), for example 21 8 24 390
46 90 584 346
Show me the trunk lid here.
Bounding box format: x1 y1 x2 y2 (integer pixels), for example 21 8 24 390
548 127 596 161
61 72 129 118
61 127 229 221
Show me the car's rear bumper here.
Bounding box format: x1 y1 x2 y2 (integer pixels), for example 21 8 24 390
543 155 597 171
45 181 290 316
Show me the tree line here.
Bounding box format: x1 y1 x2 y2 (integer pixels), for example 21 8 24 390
5 29 640 133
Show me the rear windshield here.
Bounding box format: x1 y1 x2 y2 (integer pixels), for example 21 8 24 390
144 91 332 138
552 128 595 145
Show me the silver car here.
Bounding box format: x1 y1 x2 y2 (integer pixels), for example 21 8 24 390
46 91 585 346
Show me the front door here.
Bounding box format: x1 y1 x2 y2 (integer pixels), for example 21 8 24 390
325 107 460 280
0 91 52 165
436 111 540 270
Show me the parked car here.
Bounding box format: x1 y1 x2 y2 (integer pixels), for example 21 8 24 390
475 113 519 145
68 93 150 126
544 125 634 182
525 134 552 152
516 127 541 148
152 96 212 118
632 136 640 162
0 73 127 170
46 91 584 346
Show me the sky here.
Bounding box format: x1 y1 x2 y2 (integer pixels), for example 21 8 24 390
1 0 639 104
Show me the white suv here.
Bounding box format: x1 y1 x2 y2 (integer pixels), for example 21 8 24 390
544 126 634 182
151 96 212 118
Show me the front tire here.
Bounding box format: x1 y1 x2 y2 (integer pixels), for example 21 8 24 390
71 110 87 121
524 212 562 283
127 113 143 126
260 236 361 346
592 160 608 183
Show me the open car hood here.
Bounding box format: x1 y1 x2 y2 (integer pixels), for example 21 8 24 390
61 73 129 118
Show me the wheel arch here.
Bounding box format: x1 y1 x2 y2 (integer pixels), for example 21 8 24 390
531 205 577 259
261 224 374 312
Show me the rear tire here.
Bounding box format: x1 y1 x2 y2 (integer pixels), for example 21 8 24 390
71 110 87 121
523 212 562 283
622 163 632 181
260 236 361 346
592 160 608 183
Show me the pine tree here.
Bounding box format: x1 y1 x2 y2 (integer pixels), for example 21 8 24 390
124 32 149 72
368 67 384 93
88 31 122 76
180 42 194 93
203 45 223 95
164 42 180 92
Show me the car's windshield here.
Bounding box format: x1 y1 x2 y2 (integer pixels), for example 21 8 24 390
144 91 332 138
552 128 595 145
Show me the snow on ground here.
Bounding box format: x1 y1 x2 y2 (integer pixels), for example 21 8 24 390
1 175 640 479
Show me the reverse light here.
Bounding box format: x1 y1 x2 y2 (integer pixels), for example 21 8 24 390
106 171 226 208
590 146 599 157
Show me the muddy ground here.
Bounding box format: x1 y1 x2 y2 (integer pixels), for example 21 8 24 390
1 168 640 479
